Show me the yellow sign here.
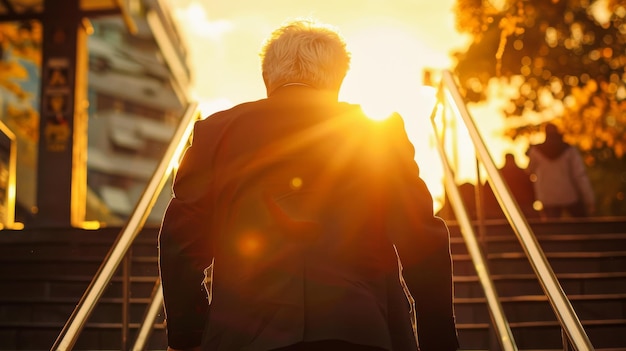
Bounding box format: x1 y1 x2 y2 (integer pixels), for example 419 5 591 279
48 69 68 86
45 123 70 152
45 58 70 89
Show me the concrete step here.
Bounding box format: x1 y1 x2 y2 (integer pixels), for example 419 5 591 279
446 218 626 350
450 232 626 255
454 293 626 323
456 319 626 350
0 321 166 350
454 272 626 297
0 227 163 350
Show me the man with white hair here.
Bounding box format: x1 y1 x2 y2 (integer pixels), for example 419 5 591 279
159 18 458 351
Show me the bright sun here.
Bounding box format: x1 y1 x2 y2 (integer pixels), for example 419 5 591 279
339 24 449 120
337 25 447 210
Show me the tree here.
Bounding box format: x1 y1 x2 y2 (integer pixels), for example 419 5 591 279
451 0 626 215
0 20 42 143
0 21 42 221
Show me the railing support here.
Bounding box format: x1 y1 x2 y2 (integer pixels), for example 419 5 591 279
132 280 164 351
122 250 131 351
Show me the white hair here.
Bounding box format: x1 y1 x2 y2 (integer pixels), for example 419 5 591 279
260 18 351 94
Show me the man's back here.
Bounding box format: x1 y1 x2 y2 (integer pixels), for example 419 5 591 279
197 86 408 350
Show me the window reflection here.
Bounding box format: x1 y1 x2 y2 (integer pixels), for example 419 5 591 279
86 15 187 225
0 20 41 224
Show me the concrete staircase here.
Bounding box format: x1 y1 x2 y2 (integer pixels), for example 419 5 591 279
449 218 626 351
1 218 625 350
0 227 164 350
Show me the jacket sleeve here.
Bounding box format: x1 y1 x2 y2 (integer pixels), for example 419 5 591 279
380 113 459 351
158 120 215 349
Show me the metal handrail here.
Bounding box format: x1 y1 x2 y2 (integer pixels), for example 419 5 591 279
430 88 518 351
51 102 199 351
435 70 594 351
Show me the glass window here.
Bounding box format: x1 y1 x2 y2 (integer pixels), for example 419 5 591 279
0 20 41 224
86 15 186 226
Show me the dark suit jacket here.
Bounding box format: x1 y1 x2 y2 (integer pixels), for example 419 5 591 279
159 85 458 351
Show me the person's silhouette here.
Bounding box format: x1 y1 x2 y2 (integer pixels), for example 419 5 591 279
526 123 595 218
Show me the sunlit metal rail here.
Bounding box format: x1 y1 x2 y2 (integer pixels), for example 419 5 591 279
51 102 199 351
431 70 594 351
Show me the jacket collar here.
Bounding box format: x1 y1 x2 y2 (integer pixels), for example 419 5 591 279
268 83 339 101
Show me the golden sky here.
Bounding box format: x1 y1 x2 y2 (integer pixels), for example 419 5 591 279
170 0 469 108
168 0 473 209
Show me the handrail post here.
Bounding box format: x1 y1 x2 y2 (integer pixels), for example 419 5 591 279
563 328 572 351
122 249 131 351
132 280 164 351
474 158 487 250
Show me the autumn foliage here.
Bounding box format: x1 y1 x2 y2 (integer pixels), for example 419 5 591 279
452 0 626 215
453 0 625 156
0 20 42 144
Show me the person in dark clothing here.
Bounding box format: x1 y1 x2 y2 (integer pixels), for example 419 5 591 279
526 123 595 219
158 18 459 351
498 153 537 218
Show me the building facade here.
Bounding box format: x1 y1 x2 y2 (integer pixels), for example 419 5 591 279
0 0 193 228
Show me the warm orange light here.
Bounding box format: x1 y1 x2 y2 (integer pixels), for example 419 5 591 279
172 2 472 214
80 220 102 230
237 230 264 258
290 177 303 190
341 25 452 122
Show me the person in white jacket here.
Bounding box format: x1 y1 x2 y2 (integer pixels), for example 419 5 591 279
526 123 595 219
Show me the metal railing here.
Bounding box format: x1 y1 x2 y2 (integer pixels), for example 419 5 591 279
51 102 199 351
132 279 164 351
0 121 17 229
431 70 594 351
429 101 517 351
